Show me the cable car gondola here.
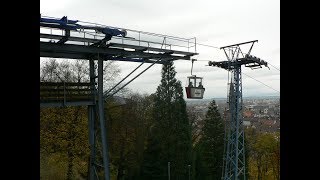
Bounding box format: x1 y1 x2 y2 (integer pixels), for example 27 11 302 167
185 75 205 99
185 59 205 99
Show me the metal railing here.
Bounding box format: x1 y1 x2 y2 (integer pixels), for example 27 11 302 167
40 19 197 54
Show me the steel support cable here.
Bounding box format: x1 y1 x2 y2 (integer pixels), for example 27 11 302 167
104 62 145 96
193 42 220 49
267 63 280 71
105 58 162 98
209 66 279 94
242 72 280 93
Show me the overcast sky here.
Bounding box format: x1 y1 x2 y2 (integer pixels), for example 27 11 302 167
40 0 280 99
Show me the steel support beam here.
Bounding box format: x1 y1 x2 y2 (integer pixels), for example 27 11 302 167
88 59 96 180
88 105 96 180
40 101 95 107
97 58 110 180
223 55 246 180
220 40 258 49
40 42 191 60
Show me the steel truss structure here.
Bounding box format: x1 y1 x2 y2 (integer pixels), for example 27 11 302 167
40 15 198 180
208 40 268 180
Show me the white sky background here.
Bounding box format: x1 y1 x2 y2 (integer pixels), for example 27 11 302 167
40 0 280 99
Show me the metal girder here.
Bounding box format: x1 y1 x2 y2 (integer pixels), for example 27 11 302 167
220 40 258 49
41 33 99 43
209 59 266 71
40 101 95 107
40 42 191 62
40 22 79 30
40 51 88 59
40 51 170 64
109 42 196 56
40 82 93 86
40 33 197 57
97 59 111 180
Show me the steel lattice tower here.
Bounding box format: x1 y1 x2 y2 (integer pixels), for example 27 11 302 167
208 40 269 180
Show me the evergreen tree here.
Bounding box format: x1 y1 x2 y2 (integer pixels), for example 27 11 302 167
140 130 163 180
193 143 208 180
141 61 192 180
198 100 224 180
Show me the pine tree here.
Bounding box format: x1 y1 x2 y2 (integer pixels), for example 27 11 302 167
140 130 163 180
198 100 224 180
193 143 208 180
141 61 192 180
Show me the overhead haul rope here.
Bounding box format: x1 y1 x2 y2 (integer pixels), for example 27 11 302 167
242 73 280 93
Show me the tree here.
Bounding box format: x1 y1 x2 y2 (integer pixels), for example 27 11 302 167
187 106 204 146
197 100 224 180
40 58 121 179
141 61 192 180
192 142 208 180
40 106 88 179
40 59 91 179
140 129 163 180
40 58 120 91
245 128 280 180
105 93 155 180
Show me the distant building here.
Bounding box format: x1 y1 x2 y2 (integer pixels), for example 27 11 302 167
243 110 254 118
245 105 255 110
262 120 274 126
188 96 280 133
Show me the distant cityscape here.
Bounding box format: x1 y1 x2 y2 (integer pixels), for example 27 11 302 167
186 96 280 133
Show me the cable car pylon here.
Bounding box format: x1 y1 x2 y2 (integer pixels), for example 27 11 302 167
208 40 269 180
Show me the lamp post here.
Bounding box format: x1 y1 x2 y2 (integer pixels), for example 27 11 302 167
188 164 191 180
168 162 171 180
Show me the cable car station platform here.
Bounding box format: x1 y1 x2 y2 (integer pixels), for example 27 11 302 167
40 16 198 64
40 15 200 180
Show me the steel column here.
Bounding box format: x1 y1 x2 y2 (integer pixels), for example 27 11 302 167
88 105 96 180
89 59 96 180
98 58 111 180
224 57 246 180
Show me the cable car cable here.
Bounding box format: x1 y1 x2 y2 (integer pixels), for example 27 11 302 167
208 66 279 94
242 72 280 93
